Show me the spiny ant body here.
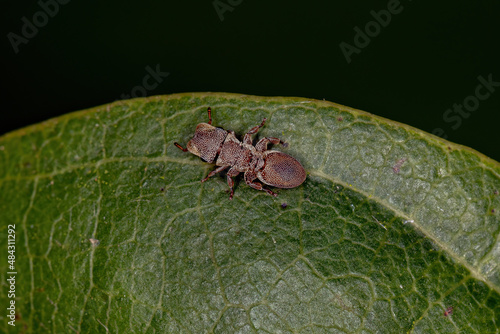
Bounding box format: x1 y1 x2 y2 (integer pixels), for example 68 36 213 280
174 107 306 199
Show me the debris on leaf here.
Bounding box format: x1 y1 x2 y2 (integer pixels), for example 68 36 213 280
89 238 100 247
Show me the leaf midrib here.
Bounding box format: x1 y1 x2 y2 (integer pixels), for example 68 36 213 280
309 168 499 295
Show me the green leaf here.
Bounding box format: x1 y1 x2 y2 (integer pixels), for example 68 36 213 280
1 93 499 333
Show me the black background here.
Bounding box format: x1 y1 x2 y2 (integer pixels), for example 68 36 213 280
2 1 500 161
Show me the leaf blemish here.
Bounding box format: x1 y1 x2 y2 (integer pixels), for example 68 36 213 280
392 158 407 174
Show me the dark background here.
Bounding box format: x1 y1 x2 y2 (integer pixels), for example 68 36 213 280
2 1 500 161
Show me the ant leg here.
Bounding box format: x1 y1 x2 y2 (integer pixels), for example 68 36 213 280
226 168 240 200
255 137 287 152
201 165 229 183
207 107 212 125
244 171 277 197
243 118 267 145
174 142 188 152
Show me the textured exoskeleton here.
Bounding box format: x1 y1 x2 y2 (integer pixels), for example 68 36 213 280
174 107 306 199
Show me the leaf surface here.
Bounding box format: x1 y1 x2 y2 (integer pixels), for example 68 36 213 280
1 93 499 333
